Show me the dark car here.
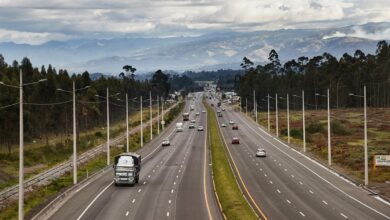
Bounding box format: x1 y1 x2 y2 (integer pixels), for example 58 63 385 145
232 137 240 144
232 124 238 130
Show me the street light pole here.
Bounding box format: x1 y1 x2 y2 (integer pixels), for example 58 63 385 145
106 88 110 165
19 69 24 220
287 94 290 143
150 91 153 140
327 89 331 166
126 93 129 152
303 90 306 152
157 96 160 134
140 96 143 147
72 81 77 184
161 97 164 130
267 94 270 131
276 93 279 137
253 90 257 123
245 98 248 115
364 85 368 186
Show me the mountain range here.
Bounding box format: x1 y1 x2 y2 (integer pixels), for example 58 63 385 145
1 22 390 74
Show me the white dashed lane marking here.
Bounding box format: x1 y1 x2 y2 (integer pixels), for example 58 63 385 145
125 211 129 216
286 199 291 204
322 200 328 205
299 212 306 217
340 213 348 218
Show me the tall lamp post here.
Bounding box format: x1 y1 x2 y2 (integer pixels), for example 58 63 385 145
157 96 160 134
0 69 46 220
95 90 119 165
293 91 306 152
57 82 90 184
316 89 331 166
149 91 153 140
280 94 290 143
267 94 270 131
349 85 368 185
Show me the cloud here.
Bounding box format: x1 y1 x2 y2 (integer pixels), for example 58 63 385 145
0 0 389 44
323 27 390 40
0 28 73 44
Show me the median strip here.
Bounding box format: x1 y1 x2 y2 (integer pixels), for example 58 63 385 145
205 101 258 220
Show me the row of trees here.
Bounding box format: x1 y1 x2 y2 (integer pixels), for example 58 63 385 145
0 57 172 154
238 40 390 110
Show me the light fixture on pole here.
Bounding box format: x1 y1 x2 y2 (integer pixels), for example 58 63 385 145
57 82 90 184
0 70 46 220
349 85 368 185
316 90 331 166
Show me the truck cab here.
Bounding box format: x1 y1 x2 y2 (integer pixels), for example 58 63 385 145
113 153 141 186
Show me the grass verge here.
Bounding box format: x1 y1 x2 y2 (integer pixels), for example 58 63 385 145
205 100 257 220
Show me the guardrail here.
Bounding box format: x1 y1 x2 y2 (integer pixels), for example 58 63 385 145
0 102 178 208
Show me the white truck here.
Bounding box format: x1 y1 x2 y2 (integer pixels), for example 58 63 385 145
176 122 184 132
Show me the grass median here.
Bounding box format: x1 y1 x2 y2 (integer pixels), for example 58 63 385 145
205 101 257 220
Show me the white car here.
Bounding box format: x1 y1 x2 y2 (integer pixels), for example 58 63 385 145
191 119 196 123
229 120 234 125
189 123 195 129
222 108 226 111
256 148 266 157
221 123 227 127
202 110 206 113
196 112 200 116
197 126 204 131
162 138 170 146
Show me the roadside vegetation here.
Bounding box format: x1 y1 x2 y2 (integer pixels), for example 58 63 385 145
0 101 184 219
205 100 257 220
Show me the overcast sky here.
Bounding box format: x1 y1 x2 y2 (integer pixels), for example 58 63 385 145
1 0 390 44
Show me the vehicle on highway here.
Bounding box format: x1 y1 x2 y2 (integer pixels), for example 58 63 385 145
189 123 195 129
191 119 196 123
256 148 266 157
183 112 190 121
176 122 184 132
113 153 141 186
202 110 206 113
229 120 234 125
217 109 221 113
211 103 214 107
217 102 221 107
197 126 204 131
232 124 238 130
162 138 170 146
221 123 227 127
231 137 240 144
222 107 226 111
218 112 223 117
196 112 200 116
190 105 195 111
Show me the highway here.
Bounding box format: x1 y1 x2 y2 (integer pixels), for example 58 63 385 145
47 95 221 220
212 100 390 220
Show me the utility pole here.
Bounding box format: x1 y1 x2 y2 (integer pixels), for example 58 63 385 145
253 90 257 123
72 82 77 184
287 94 290 143
150 91 153 140
161 97 165 130
276 93 279 137
364 85 368 185
140 96 143 147
126 93 129 152
106 88 110 165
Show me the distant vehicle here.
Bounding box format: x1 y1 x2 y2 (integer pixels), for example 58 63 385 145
229 120 234 125
202 110 206 113
221 123 227 127
183 113 190 121
222 108 226 111
232 124 238 130
217 102 221 107
189 123 195 129
113 153 141 186
218 112 223 117
196 112 200 116
217 109 221 113
256 148 266 157
190 105 195 111
162 138 170 146
198 126 204 131
231 137 240 144
176 122 184 132
191 119 196 123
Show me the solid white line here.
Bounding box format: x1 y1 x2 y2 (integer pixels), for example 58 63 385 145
322 200 328 205
237 111 390 219
299 211 305 217
340 213 348 218
125 211 129 216
76 181 113 220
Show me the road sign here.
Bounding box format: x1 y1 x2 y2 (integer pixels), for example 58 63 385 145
161 120 165 125
375 155 390 167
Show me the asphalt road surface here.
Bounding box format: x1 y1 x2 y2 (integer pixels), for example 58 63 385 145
213 100 390 220
48 95 221 220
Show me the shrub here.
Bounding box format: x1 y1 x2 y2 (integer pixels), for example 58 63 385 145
307 122 325 134
290 128 303 139
94 131 103 138
331 121 349 135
